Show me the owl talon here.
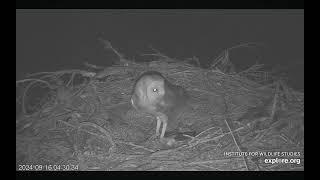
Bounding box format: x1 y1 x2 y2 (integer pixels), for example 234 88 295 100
160 137 166 143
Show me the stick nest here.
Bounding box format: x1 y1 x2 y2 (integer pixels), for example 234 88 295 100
16 41 304 171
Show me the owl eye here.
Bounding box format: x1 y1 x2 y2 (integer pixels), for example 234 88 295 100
153 88 158 92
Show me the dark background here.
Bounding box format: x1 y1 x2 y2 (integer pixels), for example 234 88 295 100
16 10 304 91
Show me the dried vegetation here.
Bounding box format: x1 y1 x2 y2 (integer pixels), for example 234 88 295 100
16 40 304 171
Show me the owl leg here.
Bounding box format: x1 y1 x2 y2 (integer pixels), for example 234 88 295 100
160 120 167 139
156 116 161 136
130 98 135 108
